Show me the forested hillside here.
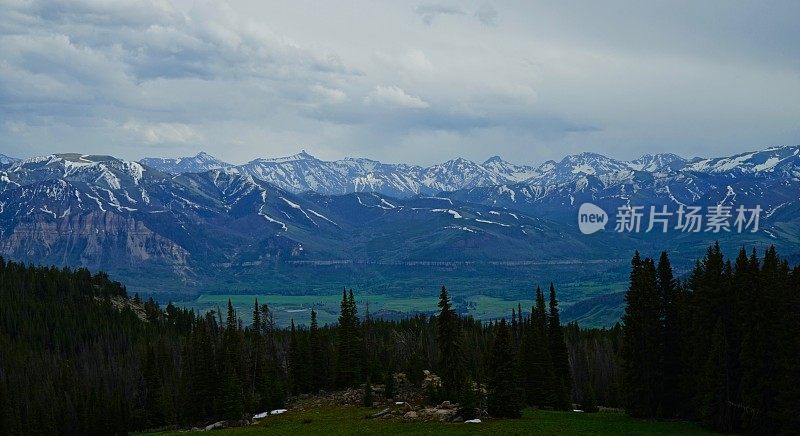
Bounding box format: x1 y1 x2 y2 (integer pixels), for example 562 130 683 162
0 258 618 434
1 242 797 434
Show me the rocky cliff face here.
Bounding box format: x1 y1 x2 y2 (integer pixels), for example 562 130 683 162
0 211 189 271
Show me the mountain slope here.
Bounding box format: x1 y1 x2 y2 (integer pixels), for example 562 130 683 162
140 152 231 173
0 154 19 166
2 145 798 300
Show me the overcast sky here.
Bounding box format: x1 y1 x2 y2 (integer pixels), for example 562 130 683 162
1 0 799 165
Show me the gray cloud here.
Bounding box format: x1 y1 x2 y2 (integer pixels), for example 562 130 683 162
475 4 498 26
415 3 464 25
0 0 798 166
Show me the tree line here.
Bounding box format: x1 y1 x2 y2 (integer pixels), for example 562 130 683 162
12 240 797 434
0 256 619 434
622 242 799 434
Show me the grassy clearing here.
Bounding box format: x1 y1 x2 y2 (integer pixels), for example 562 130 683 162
155 406 710 435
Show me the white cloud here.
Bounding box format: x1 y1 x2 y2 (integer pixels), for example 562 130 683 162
311 84 347 103
122 120 202 144
364 85 430 109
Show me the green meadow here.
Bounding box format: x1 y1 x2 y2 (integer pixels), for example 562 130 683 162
153 406 710 435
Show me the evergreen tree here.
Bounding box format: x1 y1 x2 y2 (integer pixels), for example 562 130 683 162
384 371 396 400
287 319 310 395
335 289 352 387
258 303 285 410
656 251 680 418
738 246 780 433
622 253 662 418
436 285 464 401
487 319 523 418
688 243 739 430
363 377 374 407
142 345 164 428
348 289 364 382
582 382 599 413
335 289 362 388
511 308 519 348
220 352 243 421
458 378 479 420
249 299 264 411
309 309 325 392
220 300 243 421
548 283 572 409
520 285 558 407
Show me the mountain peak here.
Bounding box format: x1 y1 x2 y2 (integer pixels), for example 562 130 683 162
140 152 230 173
634 152 684 161
255 150 317 164
443 157 475 165
572 151 610 160
0 153 19 165
628 153 687 172
483 155 505 165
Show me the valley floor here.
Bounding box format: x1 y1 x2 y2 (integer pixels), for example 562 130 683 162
154 406 710 435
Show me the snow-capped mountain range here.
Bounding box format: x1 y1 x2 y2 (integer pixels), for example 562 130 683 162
0 144 798 297
133 145 800 198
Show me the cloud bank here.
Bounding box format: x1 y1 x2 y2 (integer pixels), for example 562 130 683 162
1 0 798 165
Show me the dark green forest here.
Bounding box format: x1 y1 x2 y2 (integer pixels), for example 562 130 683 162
0 241 797 434
622 243 800 434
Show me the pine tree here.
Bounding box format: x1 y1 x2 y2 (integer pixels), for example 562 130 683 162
220 353 243 421
582 382 599 413
655 251 682 418
363 377 374 407
702 319 735 432
287 319 309 395
335 289 352 387
548 282 572 409
436 285 464 401
335 289 362 388
384 371 396 400
309 309 325 392
520 285 558 407
487 319 523 418
189 312 218 421
776 264 800 434
738 246 781 433
259 303 285 410
348 289 363 382
511 308 519 347
458 378 479 420
220 300 243 421
249 299 264 411
622 252 662 418
142 345 164 428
